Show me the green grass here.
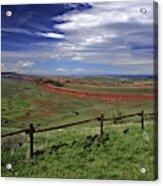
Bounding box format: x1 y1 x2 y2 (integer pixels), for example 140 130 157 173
1 122 156 180
64 76 154 95
1 76 156 180
65 84 154 95
1 78 154 131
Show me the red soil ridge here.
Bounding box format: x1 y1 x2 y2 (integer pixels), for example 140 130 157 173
41 83 154 101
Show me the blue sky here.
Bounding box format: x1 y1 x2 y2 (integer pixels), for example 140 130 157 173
1 2 154 76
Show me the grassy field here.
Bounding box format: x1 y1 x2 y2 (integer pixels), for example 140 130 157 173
1 75 157 180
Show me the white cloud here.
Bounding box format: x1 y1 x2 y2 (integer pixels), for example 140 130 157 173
54 2 152 31
72 56 83 61
74 68 84 72
2 28 33 35
2 2 154 75
56 68 67 72
49 2 153 67
55 11 129 31
36 32 64 39
1 60 35 73
2 51 53 59
55 68 86 74
1 63 6 72
16 60 34 68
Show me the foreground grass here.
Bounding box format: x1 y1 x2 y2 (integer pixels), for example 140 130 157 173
1 77 156 180
1 122 157 180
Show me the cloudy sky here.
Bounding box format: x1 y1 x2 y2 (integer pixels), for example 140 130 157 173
1 1 154 76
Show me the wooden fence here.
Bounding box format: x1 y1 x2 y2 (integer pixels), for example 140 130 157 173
1 110 156 158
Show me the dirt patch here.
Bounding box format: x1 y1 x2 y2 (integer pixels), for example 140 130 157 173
15 116 29 121
40 83 154 102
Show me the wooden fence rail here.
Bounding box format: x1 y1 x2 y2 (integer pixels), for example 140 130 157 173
36 117 99 133
1 128 29 138
104 112 142 121
1 111 156 138
1 110 157 158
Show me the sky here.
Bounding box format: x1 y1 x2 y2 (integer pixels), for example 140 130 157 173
1 1 155 76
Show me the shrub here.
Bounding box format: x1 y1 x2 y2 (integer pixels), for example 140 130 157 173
44 80 64 87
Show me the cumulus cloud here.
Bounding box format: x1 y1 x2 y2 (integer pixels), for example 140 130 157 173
49 1 153 66
2 2 154 75
54 2 152 30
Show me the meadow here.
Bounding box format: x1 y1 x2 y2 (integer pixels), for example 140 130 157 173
1 74 157 180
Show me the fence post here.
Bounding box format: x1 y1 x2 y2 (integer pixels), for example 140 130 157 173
113 118 117 124
29 123 35 158
100 113 104 137
141 110 144 131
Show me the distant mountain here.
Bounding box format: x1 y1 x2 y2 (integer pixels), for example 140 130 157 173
101 74 155 80
1 72 20 77
69 74 154 80
1 72 155 80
